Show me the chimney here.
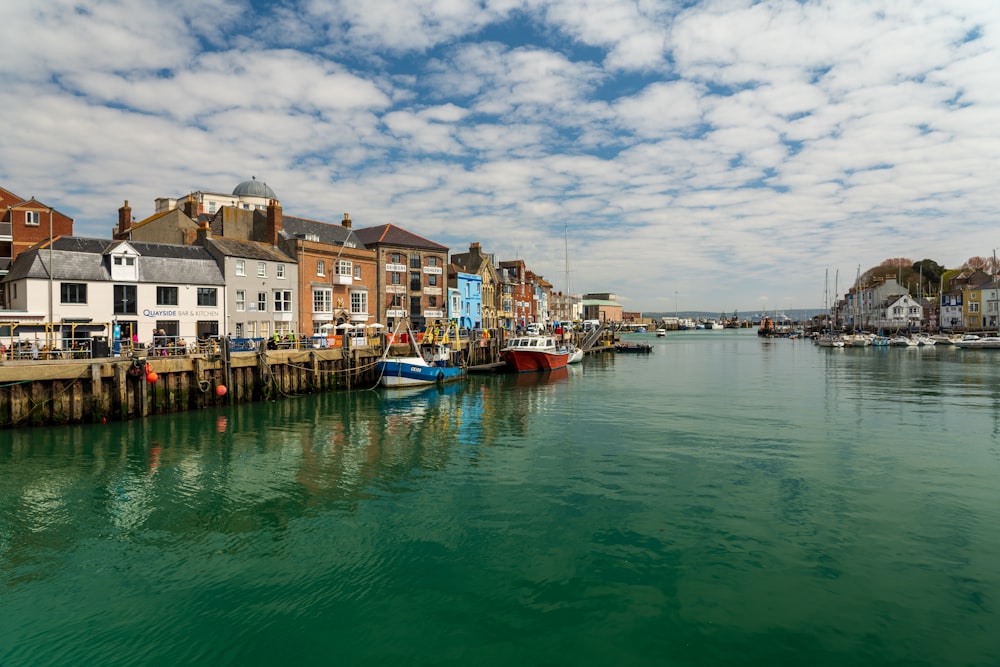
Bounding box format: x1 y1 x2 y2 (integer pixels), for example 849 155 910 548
183 195 198 219
266 199 283 245
117 200 131 237
341 212 352 229
470 241 481 255
196 220 212 245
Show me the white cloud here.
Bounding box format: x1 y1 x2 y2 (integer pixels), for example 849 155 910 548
2 0 1000 311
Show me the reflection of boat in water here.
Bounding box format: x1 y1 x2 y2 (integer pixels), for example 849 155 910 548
377 380 464 416
505 366 570 388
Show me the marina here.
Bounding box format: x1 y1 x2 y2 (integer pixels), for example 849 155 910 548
1 329 998 666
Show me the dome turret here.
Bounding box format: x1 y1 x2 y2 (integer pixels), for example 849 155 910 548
232 177 277 200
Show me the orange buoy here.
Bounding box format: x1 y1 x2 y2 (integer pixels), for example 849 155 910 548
216 385 228 397
146 371 158 383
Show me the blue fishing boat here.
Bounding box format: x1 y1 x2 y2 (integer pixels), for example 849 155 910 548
377 322 466 387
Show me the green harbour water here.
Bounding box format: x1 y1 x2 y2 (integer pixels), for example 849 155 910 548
1 329 999 666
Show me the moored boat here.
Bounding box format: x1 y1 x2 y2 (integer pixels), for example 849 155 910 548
501 334 571 372
615 342 653 353
377 323 466 387
567 345 584 364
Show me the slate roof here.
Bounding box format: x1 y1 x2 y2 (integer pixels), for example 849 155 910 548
351 223 448 251
2 236 224 285
280 216 363 248
206 237 296 262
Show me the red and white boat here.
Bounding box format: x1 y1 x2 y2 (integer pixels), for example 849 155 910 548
500 335 572 372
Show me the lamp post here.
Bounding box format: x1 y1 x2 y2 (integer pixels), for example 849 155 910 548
48 208 54 350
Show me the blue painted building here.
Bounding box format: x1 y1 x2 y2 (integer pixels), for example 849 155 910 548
450 270 483 330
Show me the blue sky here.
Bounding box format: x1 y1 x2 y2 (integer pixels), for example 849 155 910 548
2 0 999 314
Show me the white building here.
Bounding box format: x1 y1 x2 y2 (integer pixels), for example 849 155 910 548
154 177 278 216
2 237 225 350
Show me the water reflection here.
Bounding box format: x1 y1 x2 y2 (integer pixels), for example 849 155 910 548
0 372 588 560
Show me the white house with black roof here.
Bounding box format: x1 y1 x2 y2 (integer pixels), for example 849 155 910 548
2 236 225 350
201 233 299 339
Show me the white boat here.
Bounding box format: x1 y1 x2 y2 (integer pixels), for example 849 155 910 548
889 336 918 346
955 335 1000 349
567 345 584 364
815 333 845 347
655 329 666 338
842 333 872 347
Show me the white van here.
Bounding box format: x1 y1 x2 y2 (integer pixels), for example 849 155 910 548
582 319 601 332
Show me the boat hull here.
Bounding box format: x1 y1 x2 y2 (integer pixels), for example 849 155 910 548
500 349 570 372
377 358 466 387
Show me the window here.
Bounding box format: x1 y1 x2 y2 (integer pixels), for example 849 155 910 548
197 287 217 307
390 253 401 264
25 211 40 226
236 290 246 312
156 286 178 306
257 262 266 278
969 302 980 313
258 292 267 312
113 284 137 315
428 274 438 287
313 288 332 313
390 272 401 285
429 296 437 308
410 272 421 291
410 254 421 268
337 260 352 276
235 322 244 337
350 290 368 315
113 256 135 267
427 256 438 267
273 290 292 312
60 283 87 304
410 296 422 316
235 260 246 276
316 260 326 276
354 264 361 279
276 264 285 279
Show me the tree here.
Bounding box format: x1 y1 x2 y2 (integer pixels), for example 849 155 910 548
912 259 945 295
860 257 947 297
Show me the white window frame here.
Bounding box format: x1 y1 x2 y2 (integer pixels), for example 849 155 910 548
276 264 285 279
316 260 326 277
350 290 368 315
257 262 267 278
25 211 40 226
235 260 246 277
273 290 292 313
313 287 332 314
235 289 246 312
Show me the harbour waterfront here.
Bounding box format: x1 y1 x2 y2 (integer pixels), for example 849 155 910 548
1 330 998 666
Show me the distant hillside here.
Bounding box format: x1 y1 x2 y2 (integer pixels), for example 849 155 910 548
641 309 825 322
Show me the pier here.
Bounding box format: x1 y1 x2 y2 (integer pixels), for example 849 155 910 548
0 327 616 428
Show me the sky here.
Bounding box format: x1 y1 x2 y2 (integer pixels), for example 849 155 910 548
2 0 999 314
